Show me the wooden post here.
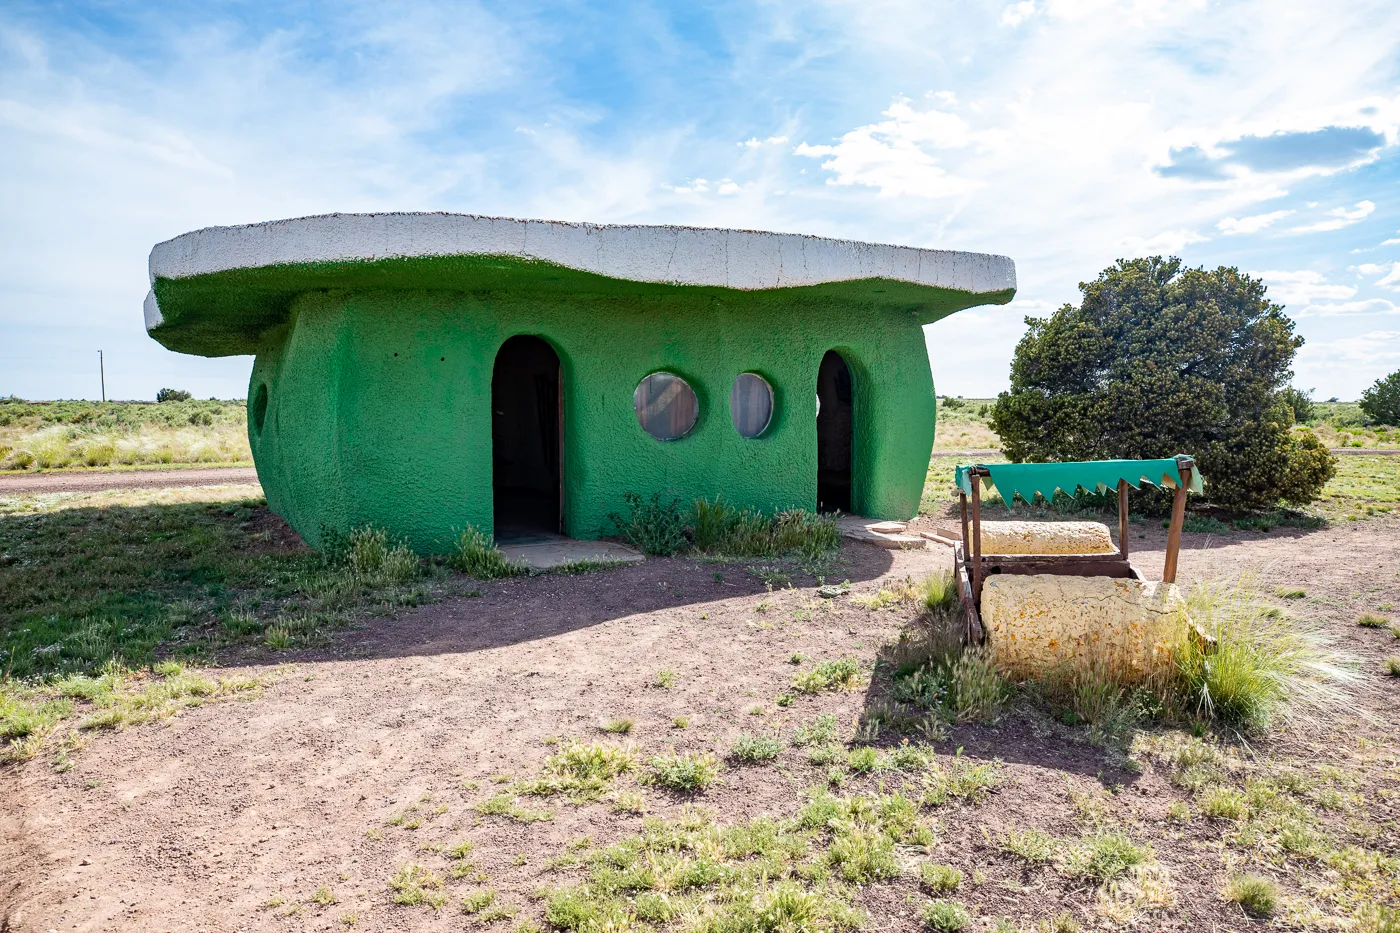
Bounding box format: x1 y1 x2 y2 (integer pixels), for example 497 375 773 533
959 492 970 555
1162 463 1190 584
970 472 983 602
1117 479 1129 561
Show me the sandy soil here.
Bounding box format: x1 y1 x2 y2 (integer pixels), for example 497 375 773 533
2 515 1398 932
0 467 260 496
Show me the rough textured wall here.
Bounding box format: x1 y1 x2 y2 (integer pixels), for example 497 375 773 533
982 575 1183 682
978 521 1116 555
247 284 939 552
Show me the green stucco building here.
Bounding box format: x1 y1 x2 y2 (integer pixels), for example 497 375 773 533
143 213 1016 552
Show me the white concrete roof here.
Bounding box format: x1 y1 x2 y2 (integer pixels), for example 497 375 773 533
146 213 1015 331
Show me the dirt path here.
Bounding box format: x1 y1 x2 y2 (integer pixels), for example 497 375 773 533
0 466 259 496
2 519 1398 932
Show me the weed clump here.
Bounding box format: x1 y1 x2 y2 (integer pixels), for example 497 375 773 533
320 525 419 586
1224 873 1279 918
922 900 971 931
517 742 636 802
449 525 527 580
793 658 860 694
647 751 721 793
729 732 782 764
388 863 446 908
1061 833 1150 883
921 863 963 893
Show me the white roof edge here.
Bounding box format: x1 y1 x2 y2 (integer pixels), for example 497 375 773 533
147 212 1016 296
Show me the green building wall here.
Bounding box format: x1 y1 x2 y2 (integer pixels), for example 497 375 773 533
245 282 942 552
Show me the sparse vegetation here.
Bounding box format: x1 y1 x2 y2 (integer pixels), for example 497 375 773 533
611 491 840 561
1061 833 1150 883
0 397 250 471
1001 828 1055 864
599 718 634 734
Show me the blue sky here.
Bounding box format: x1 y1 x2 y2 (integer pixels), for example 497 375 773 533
2 0 1398 401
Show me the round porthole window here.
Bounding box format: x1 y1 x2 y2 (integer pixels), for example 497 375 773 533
731 373 774 438
634 372 699 440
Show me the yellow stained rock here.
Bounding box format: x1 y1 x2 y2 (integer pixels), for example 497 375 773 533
979 520 1115 555
981 574 1182 682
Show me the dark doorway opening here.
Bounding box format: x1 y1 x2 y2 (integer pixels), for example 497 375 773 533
492 336 561 542
817 350 853 513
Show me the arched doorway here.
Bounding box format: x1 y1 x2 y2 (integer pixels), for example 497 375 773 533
816 350 853 513
492 336 561 540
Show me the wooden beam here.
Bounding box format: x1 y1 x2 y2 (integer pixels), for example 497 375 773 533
1163 463 1191 584
1118 479 1130 561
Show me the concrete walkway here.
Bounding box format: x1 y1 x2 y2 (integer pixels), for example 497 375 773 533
497 531 646 570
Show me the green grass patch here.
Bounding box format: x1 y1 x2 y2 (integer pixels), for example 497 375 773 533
515 741 636 802
793 658 861 694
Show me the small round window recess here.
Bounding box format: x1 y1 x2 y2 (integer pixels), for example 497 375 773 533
634 372 699 441
731 373 774 438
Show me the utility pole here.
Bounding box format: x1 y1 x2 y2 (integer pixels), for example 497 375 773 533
98 350 106 402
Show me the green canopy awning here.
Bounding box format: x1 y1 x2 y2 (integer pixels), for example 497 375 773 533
954 457 1204 505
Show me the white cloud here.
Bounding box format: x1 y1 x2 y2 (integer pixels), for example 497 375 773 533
793 95 976 198
1121 228 1209 255
1354 261 1400 289
1256 270 1357 305
1295 298 1399 317
1217 209 1294 235
1297 330 1400 367
739 135 789 149
1289 199 1377 233
1000 2 1037 26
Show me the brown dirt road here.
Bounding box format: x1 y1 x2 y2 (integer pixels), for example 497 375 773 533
0 467 259 496
2 517 1398 932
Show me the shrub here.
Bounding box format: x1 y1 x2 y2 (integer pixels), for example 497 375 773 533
611 491 688 555
450 525 527 580
922 900 971 931
1225 873 1279 918
156 388 192 402
990 257 1337 511
647 752 720 792
729 732 782 764
1360 369 1400 425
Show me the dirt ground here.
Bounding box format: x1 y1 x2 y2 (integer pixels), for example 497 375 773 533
2 513 1398 932
0 467 259 496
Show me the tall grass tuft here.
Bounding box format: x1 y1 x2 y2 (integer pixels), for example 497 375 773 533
450 525 527 580
1172 574 1359 732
